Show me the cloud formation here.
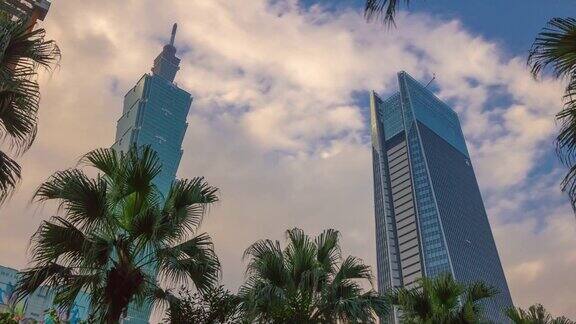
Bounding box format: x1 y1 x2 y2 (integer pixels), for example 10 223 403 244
0 0 574 319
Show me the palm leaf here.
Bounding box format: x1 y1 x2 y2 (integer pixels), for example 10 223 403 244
30 216 89 265
0 76 39 152
34 169 110 230
157 177 219 243
81 148 120 179
0 150 20 204
528 18 576 78
0 16 59 205
334 256 373 283
315 229 341 274
15 263 72 299
364 0 409 26
529 18 576 211
0 18 60 76
157 233 220 291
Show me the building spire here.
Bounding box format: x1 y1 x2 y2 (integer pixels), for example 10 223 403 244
170 23 177 46
151 23 181 83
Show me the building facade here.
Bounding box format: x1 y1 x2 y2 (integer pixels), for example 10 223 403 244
0 0 50 24
113 23 191 198
111 24 192 323
0 265 89 323
371 72 513 323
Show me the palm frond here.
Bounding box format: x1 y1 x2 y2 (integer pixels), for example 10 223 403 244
123 145 162 191
158 177 219 243
0 18 60 76
364 0 408 26
81 148 120 179
0 150 20 204
157 233 220 291
506 304 576 324
285 228 318 286
243 239 287 286
15 263 72 299
30 216 88 265
330 289 386 323
529 18 576 211
53 273 100 311
505 306 528 324
144 284 178 317
556 77 576 209
0 17 60 152
0 11 59 206
129 206 161 249
315 229 341 273
465 281 498 302
528 18 576 78
431 273 463 311
0 76 39 153
334 256 373 283
553 317 576 324
34 169 110 230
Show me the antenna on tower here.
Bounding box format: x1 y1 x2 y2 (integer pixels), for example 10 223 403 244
425 73 436 88
169 23 177 46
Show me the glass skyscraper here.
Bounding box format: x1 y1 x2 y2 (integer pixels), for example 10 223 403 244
0 265 90 323
113 23 191 197
111 24 192 323
371 71 513 323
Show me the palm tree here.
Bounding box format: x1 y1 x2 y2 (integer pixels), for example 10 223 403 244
389 272 498 323
15 146 221 323
239 227 388 323
0 13 60 204
506 304 575 324
528 18 576 211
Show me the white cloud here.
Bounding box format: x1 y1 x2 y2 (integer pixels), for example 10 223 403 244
0 0 574 320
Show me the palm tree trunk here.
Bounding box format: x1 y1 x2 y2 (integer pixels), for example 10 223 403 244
105 303 126 324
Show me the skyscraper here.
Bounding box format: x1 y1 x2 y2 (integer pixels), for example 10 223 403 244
112 24 192 323
113 23 191 197
0 265 90 322
371 71 513 323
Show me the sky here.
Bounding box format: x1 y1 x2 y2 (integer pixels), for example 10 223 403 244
0 0 575 320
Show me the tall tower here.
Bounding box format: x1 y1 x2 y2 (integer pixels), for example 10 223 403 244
371 72 513 323
113 23 191 197
112 24 192 323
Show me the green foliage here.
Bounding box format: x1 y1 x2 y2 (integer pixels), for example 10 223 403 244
528 17 576 211
164 285 242 324
506 304 575 324
44 308 61 323
16 146 221 323
239 228 388 323
0 311 18 324
388 272 498 323
0 13 60 205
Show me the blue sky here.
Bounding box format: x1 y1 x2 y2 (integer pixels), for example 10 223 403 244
303 0 573 56
0 0 574 320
